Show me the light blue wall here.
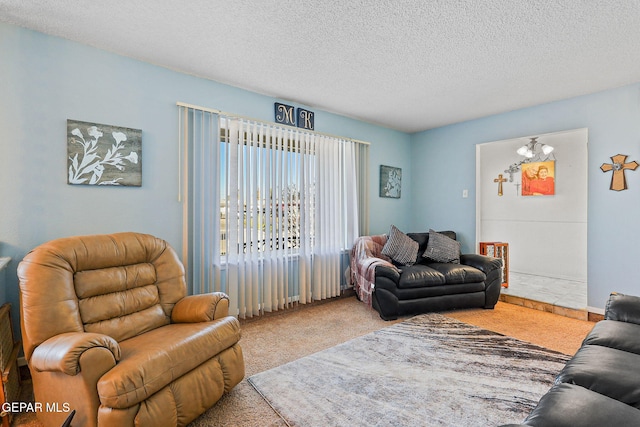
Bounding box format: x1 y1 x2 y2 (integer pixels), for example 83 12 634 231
3 21 639 320
0 23 411 326
410 84 640 309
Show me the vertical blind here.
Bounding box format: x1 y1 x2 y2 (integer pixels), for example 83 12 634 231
178 103 369 318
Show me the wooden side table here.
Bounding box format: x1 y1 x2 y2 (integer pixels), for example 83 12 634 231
0 303 21 427
479 242 509 288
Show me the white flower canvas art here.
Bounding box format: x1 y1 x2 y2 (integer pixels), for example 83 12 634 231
67 120 142 186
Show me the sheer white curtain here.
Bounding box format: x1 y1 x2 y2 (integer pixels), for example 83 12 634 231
179 103 366 318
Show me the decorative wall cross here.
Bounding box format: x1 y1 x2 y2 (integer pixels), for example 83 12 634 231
504 163 520 182
600 154 638 191
494 174 507 196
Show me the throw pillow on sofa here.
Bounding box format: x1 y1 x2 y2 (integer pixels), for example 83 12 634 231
423 229 461 263
382 225 419 266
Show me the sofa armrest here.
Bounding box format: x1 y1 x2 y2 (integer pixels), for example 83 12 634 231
460 253 502 274
30 332 120 375
461 254 503 308
375 264 401 283
605 292 640 324
172 292 230 323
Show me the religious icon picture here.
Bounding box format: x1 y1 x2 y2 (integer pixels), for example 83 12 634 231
521 161 555 196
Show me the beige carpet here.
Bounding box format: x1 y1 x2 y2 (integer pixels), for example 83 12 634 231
13 298 595 426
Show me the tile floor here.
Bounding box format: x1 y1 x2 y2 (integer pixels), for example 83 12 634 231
500 271 588 310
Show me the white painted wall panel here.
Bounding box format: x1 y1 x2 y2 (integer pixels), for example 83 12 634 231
478 128 588 282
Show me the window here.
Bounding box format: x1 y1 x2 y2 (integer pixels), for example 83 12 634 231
179 104 369 317
218 128 312 256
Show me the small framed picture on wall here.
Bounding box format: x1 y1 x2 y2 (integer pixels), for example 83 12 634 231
380 165 402 198
521 161 555 196
67 119 142 187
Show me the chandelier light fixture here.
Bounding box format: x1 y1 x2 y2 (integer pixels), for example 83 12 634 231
504 136 556 182
516 137 554 161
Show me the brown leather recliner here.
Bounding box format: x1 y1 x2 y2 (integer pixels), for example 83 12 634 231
18 232 244 427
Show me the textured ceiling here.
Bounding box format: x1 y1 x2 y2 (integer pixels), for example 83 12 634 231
2 0 640 133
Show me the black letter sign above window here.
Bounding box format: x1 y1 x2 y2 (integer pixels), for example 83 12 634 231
274 103 295 126
297 108 314 130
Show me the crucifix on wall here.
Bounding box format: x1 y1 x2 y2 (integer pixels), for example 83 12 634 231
600 154 638 191
494 174 507 196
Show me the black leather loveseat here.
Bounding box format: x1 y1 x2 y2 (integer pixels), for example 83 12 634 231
350 227 503 320
502 292 640 427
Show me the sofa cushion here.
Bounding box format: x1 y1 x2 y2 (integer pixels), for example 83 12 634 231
605 292 640 324
423 229 461 263
408 231 457 261
582 319 640 355
392 283 486 301
382 225 419 266
406 232 429 255
397 265 445 289
555 344 640 408
425 263 486 285
521 383 640 427
97 316 241 409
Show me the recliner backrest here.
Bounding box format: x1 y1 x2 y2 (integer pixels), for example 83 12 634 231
18 232 187 360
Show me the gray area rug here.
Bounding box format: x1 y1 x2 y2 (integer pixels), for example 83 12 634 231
248 313 570 427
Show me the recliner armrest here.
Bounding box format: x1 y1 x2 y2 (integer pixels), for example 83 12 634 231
459 253 502 274
30 332 120 375
605 292 640 324
172 292 230 323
